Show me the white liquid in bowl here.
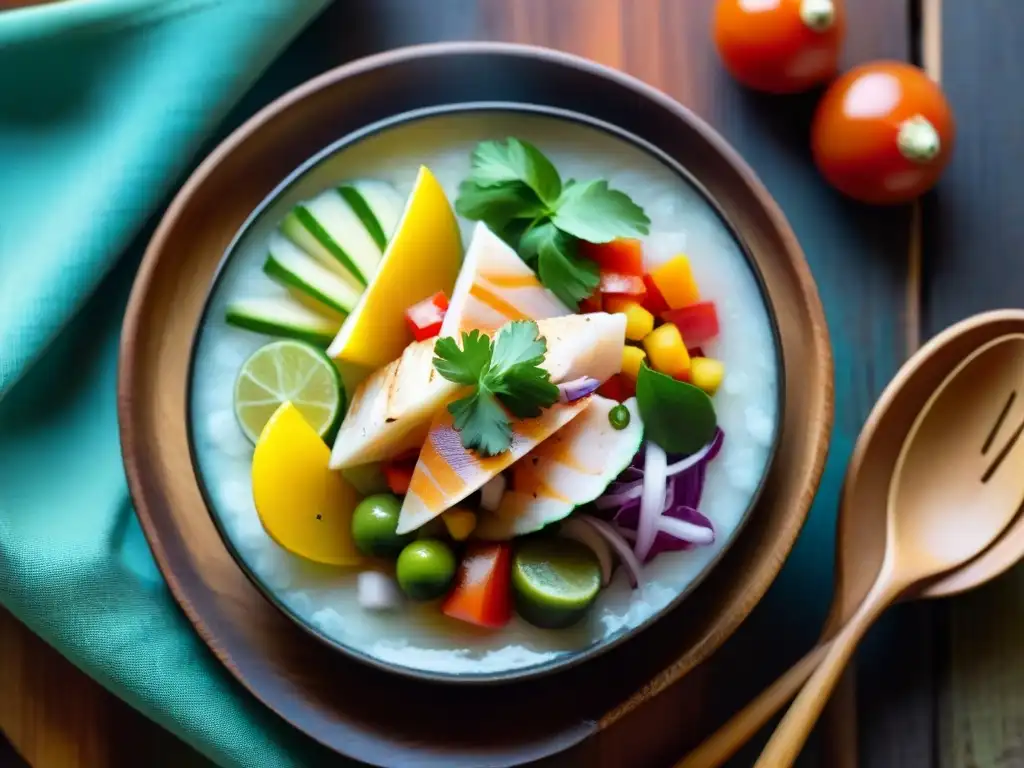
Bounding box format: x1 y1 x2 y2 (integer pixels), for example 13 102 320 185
189 111 780 678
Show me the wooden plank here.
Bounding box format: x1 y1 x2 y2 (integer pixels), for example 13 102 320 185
925 1 1024 766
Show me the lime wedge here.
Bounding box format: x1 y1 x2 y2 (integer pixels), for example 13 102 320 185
512 538 601 629
234 340 345 444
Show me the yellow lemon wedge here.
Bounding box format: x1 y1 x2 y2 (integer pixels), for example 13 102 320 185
252 402 363 566
327 166 462 389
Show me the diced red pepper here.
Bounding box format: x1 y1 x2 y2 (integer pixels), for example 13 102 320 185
662 301 720 346
597 374 636 402
383 459 416 496
579 290 603 314
404 291 449 342
442 542 512 629
641 274 670 314
580 238 645 276
600 271 646 297
688 346 706 359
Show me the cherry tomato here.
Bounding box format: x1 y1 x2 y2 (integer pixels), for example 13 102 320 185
811 61 955 204
713 0 846 94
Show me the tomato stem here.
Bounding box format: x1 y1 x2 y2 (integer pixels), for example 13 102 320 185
800 0 835 32
897 115 941 163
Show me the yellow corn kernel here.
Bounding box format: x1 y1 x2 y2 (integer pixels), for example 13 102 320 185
643 323 691 378
442 507 477 541
690 357 725 395
621 345 647 379
605 296 655 341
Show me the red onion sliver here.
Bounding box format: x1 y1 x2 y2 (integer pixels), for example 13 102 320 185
558 376 600 403
595 482 644 510
658 515 714 545
560 517 614 586
581 515 643 589
666 439 716 477
636 442 667 561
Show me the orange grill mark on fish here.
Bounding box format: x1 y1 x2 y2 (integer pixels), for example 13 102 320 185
408 465 446 512
420 435 471 496
480 273 542 289
543 433 598 474
468 283 530 323
512 457 571 503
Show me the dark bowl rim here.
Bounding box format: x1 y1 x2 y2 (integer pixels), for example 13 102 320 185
184 98 787 684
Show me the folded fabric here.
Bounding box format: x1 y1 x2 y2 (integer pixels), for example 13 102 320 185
0 1 339 765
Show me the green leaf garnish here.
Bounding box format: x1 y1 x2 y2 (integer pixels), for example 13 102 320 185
635 364 717 455
455 138 650 310
551 179 651 243
433 320 560 456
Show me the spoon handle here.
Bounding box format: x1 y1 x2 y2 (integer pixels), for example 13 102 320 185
753 591 892 767
675 643 828 768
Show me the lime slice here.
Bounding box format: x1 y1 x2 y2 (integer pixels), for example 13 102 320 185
234 340 345 444
512 537 602 629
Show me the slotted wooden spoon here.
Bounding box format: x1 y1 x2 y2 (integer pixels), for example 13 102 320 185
678 311 1024 768
753 332 1024 766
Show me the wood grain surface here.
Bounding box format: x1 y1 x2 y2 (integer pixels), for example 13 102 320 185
925 1 1024 766
0 1 939 766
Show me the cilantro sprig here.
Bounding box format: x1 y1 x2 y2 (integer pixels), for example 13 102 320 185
433 320 559 457
455 138 651 309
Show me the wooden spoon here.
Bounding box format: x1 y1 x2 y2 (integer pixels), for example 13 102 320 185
753 332 1024 766
677 310 1024 768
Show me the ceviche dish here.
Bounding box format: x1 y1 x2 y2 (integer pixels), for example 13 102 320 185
190 111 779 677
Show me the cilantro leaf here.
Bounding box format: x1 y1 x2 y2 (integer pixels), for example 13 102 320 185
551 179 651 243
455 180 544 229
468 138 562 206
448 390 512 457
529 222 601 309
432 320 558 456
433 330 492 386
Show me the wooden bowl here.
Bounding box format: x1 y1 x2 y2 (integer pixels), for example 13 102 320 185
119 43 832 766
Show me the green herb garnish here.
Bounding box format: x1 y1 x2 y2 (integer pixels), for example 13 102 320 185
433 320 560 457
455 138 651 309
635 364 717 454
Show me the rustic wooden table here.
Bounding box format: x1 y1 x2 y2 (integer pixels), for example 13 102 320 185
1 0 1019 766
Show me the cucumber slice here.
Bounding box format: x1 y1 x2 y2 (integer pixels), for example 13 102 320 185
475 397 644 540
342 180 405 248
283 188 384 286
263 233 362 316
280 210 364 289
225 297 342 348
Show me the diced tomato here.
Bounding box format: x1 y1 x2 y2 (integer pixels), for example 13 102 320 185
579 290 603 314
688 346 706 359
662 302 720 346
598 374 636 402
641 274 670 314
600 271 646 297
383 459 416 496
580 238 645 275
442 542 512 629
404 291 449 342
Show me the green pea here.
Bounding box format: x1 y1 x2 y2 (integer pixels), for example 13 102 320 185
396 539 457 601
351 493 411 557
608 404 631 430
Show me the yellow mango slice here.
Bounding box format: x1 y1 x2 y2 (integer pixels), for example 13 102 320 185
327 166 462 386
252 402 362 565
395 398 592 535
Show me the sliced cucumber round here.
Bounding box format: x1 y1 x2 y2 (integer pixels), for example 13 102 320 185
264 233 362 316
225 296 342 348
338 180 404 251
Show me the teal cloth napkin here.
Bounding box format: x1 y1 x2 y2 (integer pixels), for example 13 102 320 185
0 1 337 765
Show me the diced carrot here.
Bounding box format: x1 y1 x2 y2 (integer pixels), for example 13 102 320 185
662 301 720 346
649 256 700 309
442 543 512 629
641 274 670 314
580 238 645 275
